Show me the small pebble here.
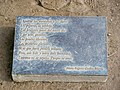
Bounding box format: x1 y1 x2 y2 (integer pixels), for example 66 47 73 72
31 1 39 6
110 19 113 22
107 33 111 36
102 4 104 7
4 17 8 21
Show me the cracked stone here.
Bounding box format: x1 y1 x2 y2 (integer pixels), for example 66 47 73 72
64 1 90 13
37 0 107 14
38 0 71 11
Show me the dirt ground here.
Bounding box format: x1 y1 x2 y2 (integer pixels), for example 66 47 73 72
0 0 120 90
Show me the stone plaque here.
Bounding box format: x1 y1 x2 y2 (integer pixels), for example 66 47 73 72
12 16 108 82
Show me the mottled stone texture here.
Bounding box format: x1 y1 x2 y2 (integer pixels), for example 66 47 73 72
12 16 108 82
0 0 120 89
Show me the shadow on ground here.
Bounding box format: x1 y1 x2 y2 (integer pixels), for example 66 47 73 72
0 27 14 81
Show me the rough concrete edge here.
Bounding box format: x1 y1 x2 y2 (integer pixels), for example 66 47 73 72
12 74 108 83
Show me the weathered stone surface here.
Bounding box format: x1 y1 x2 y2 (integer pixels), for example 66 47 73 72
38 0 108 14
12 16 108 82
39 0 71 10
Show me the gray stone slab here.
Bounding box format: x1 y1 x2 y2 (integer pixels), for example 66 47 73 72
12 16 108 82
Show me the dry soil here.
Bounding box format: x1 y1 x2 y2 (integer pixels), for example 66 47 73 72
0 0 120 90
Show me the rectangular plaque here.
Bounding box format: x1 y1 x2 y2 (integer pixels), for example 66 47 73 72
12 16 108 82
